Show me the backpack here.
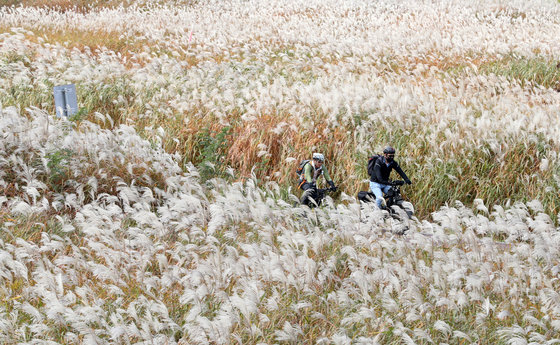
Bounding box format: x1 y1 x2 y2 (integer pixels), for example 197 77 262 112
367 154 381 178
296 159 310 178
296 159 310 187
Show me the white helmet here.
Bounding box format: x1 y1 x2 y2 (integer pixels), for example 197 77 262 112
312 153 325 162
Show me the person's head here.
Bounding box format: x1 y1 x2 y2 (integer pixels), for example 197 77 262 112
312 152 325 166
383 146 396 163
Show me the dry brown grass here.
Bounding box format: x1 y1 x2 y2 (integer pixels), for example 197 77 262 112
1 0 201 12
0 25 151 66
0 0 131 12
227 113 297 178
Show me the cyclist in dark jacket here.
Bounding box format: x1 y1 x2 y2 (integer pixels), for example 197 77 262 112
370 146 411 209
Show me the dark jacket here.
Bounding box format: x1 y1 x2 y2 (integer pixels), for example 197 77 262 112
370 156 410 184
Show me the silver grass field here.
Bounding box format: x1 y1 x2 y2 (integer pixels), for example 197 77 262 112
1 0 560 344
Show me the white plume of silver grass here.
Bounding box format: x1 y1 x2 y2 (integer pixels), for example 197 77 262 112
274 321 303 342
2 3 560 157
1 0 560 343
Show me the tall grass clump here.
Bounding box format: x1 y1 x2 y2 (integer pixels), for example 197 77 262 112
1 0 135 12
193 125 232 181
480 55 560 90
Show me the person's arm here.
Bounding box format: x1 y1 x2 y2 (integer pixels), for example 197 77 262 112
322 166 336 190
394 162 411 184
322 166 332 182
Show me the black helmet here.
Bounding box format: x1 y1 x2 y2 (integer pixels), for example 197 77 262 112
383 146 396 155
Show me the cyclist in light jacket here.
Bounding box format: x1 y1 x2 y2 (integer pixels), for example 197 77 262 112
299 153 336 205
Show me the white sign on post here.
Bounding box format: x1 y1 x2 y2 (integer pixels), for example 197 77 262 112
53 84 78 118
